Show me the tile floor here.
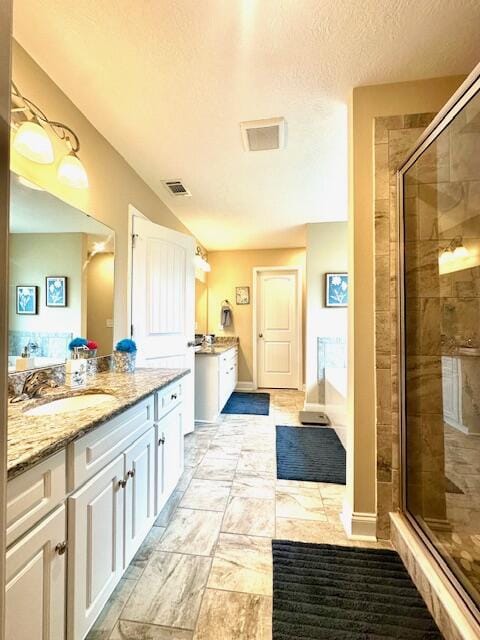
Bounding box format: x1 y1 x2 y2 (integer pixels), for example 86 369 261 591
87 389 391 640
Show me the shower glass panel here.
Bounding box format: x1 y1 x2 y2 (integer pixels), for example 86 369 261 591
402 87 480 613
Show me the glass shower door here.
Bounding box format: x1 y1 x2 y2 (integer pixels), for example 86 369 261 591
401 86 480 616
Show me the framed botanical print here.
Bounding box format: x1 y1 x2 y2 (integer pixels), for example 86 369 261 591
16 285 38 315
236 286 250 305
325 273 348 307
46 276 67 307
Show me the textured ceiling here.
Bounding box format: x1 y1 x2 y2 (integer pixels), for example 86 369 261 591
13 0 480 250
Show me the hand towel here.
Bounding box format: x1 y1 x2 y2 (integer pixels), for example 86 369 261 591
221 303 232 328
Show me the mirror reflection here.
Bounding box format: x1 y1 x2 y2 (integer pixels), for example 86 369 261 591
8 172 115 373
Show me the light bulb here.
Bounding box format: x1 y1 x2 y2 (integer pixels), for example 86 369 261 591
194 254 205 270
57 152 89 189
439 249 453 264
453 245 469 259
203 259 211 272
13 120 54 164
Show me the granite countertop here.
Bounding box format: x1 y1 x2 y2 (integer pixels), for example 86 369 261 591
195 344 238 356
8 368 189 480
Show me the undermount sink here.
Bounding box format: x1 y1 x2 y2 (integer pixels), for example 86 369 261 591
25 393 116 416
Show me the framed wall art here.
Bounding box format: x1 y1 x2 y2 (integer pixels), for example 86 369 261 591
325 273 348 307
16 285 38 315
46 276 67 307
236 286 250 305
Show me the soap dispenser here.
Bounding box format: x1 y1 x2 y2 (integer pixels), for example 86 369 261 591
65 346 87 388
15 345 35 372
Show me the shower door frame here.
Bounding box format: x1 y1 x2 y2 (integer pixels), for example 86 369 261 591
397 64 480 623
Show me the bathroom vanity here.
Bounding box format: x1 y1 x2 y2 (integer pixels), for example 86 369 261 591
5 368 188 640
195 344 238 421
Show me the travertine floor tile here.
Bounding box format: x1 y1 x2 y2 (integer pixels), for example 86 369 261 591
208 533 272 595
275 486 327 521
122 552 211 630
194 589 272 640
124 526 166 580
155 491 183 527
110 620 193 639
180 479 231 512
86 578 137 640
159 508 222 555
222 496 274 537
232 475 275 499
194 457 237 481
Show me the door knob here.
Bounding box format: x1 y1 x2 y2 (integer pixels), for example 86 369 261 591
259 333 263 338
187 341 196 347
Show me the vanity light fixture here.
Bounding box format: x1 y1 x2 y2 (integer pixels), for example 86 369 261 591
439 236 469 264
194 246 211 272
11 81 89 189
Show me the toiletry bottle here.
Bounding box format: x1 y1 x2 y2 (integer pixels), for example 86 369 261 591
65 346 87 388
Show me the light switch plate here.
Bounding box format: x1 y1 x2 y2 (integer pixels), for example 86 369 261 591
106 319 114 328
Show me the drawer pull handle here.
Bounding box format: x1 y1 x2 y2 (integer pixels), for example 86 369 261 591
55 541 67 556
118 479 127 489
127 469 135 479
158 436 165 446
171 393 177 400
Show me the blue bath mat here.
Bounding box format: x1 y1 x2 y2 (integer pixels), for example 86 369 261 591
222 392 270 415
276 425 346 484
272 541 443 639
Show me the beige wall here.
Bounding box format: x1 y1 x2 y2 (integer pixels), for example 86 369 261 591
11 41 194 341
305 222 348 405
9 233 87 340
347 75 465 530
87 252 114 356
195 278 208 334
206 248 306 384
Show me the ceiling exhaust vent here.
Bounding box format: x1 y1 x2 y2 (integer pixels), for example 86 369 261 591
240 117 286 151
162 180 192 197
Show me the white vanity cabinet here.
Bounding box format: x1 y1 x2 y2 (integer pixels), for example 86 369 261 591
6 505 66 640
6 377 187 640
67 455 125 640
124 427 156 567
195 347 238 422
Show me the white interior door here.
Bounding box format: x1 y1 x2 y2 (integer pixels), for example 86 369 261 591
256 268 301 389
132 215 195 434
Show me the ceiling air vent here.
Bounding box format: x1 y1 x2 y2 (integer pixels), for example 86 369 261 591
162 180 191 197
240 117 286 151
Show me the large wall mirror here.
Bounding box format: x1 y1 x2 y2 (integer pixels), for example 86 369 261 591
8 172 115 373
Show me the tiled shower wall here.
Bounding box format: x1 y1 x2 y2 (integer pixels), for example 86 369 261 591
374 113 436 539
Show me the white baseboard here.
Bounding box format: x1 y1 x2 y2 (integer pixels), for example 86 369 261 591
235 381 257 392
341 498 377 540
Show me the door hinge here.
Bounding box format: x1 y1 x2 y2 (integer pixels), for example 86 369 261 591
132 233 139 248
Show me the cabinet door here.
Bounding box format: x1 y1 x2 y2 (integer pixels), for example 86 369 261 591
162 405 184 497
155 423 166 515
6 505 66 640
124 428 156 568
67 455 125 640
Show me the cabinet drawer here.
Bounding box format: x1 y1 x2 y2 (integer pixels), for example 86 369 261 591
155 381 182 421
68 396 154 490
220 349 238 372
7 450 66 547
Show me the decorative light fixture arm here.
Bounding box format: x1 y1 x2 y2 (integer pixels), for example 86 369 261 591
11 81 80 153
